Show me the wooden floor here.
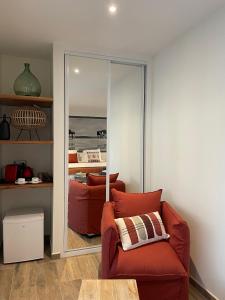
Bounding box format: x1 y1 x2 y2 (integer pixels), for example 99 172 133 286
0 250 208 300
67 227 101 250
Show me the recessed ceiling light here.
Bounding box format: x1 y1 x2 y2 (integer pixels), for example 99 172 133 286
74 68 80 74
108 4 117 14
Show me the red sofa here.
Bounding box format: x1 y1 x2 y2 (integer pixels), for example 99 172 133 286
68 180 125 235
101 201 190 300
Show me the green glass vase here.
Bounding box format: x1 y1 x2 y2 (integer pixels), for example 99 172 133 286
13 63 41 97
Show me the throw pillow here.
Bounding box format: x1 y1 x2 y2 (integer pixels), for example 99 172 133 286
68 150 78 163
111 189 162 218
115 211 169 251
77 152 84 163
83 149 101 162
68 153 78 163
87 173 119 186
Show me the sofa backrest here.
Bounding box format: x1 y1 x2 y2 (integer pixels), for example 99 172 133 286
69 180 125 203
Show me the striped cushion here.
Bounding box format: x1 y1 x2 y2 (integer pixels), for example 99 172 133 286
83 149 101 162
115 211 169 251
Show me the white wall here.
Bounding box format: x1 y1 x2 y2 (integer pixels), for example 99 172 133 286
0 54 52 237
151 8 225 299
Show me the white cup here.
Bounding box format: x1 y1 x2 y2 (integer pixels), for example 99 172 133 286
32 177 40 183
17 178 25 183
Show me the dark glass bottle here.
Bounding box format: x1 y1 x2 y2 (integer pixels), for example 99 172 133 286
0 114 11 140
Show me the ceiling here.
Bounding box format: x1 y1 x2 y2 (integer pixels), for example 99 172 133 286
0 0 225 60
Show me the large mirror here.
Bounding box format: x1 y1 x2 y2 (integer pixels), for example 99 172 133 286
65 54 145 252
66 55 108 250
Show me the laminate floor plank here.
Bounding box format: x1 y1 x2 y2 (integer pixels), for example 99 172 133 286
36 283 62 300
55 258 75 283
0 269 14 300
35 261 59 287
0 262 16 271
9 287 37 300
76 254 99 279
11 262 38 290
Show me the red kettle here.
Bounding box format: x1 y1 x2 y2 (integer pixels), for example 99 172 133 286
22 166 33 180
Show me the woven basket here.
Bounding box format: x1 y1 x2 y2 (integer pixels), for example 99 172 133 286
11 107 47 129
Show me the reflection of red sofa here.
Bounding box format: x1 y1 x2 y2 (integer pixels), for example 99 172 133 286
101 201 190 300
68 180 125 235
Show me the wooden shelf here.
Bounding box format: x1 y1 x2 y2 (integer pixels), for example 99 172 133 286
0 140 53 145
0 182 53 190
0 94 53 107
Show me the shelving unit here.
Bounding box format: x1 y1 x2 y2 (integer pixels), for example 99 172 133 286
0 94 53 190
0 56 53 261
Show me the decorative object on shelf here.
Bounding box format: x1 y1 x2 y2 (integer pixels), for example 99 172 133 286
4 161 33 184
29 177 42 184
22 165 33 181
13 63 41 97
4 164 18 183
15 178 27 185
97 129 107 138
11 106 47 140
15 177 42 184
37 172 53 183
0 114 11 140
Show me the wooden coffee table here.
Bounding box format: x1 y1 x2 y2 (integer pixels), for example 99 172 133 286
78 279 139 300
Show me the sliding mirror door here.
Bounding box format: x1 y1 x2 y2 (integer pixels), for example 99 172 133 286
108 62 145 194
65 55 108 251
65 54 146 254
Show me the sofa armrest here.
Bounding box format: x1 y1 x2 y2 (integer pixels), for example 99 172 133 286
161 201 190 273
101 202 120 278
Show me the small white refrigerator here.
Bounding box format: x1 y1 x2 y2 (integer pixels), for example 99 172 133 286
3 208 44 263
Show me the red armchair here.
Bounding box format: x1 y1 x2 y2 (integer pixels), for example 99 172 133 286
101 201 190 300
68 180 125 235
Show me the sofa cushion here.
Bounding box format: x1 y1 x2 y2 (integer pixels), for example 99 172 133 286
115 211 169 251
110 241 187 281
111 189 162 218
87 173 119 186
